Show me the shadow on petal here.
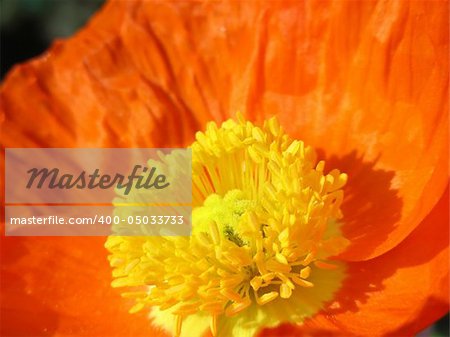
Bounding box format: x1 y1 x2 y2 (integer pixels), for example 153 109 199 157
319 150 403 261
260 187 447 336
258 151 403 337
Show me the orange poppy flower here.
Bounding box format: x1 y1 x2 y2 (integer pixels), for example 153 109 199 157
1 1 448 337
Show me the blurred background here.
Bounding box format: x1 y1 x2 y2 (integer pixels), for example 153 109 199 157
0 0 449 336
1 0 103 78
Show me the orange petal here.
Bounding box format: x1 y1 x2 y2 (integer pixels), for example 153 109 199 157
2 1 447 260
0 235 169 337
1 3 448 335
295 186 449 336
1 1 448 336
2 1 447 261
0 1 228 148
247 1 448 260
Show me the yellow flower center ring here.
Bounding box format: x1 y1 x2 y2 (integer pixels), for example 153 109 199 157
106 116 350 337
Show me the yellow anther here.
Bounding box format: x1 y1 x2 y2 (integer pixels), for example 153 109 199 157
275 253 289 265
292 276 314 288
225 298 252 317
220 288 244 302
256 291 279 305
250 276 263 291
280 283 293 299
300 266 312 279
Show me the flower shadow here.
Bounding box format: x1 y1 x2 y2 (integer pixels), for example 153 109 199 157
320 185 448 321
261 157 447 336
259 150 405 337
315 150 403 315
319 150 403 260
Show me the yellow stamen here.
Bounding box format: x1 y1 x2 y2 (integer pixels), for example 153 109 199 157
105 117 349 337
280 283 293 299
175 315 183 337
210 315 218 336
300 266 312 279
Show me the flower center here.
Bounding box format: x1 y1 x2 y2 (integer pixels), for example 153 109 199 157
193 190 252 247
105 116 349 337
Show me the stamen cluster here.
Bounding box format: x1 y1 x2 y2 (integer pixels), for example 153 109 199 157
106 117 349 337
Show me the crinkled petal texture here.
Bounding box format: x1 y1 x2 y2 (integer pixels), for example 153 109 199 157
0 0 448 336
